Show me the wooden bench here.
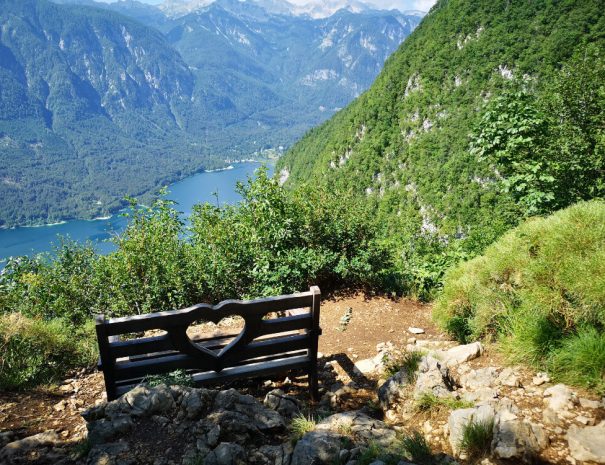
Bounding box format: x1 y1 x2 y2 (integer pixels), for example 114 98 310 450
95 286 321 401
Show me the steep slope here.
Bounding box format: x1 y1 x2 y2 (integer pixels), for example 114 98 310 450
0 0 222 227
280 0 605 251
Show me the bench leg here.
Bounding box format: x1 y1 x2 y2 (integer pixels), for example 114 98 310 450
309 363 319 402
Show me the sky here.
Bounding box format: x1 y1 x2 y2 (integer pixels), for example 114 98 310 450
98 0 438 13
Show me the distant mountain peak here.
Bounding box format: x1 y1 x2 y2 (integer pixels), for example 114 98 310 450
158 0 426 19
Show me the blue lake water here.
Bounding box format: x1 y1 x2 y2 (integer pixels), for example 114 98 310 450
0 163 270 263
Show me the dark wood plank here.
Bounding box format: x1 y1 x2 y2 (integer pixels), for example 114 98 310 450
104 292 314 335
113 354 311 397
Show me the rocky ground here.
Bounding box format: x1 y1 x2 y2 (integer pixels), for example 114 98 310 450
1 292 604 465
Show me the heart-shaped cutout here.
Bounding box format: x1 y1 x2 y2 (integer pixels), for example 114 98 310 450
186 316 245 356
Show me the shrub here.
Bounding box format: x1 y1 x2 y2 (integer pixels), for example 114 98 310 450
434 201 605 391
0 313 96 389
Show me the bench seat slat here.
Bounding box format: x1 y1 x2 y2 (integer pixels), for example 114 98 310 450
113 354 312 397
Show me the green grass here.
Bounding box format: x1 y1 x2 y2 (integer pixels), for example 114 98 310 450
383 350 424 378
549 327 605 394
459 418 494 461
435 201 605 393
414 392 474 412
143 369 195 388
0 313 97 390
290 413 317 441
400 431 433 465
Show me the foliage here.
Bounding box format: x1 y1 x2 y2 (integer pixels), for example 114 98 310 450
0 170 393 388
143 370 195 388
382 350 424 378
280 0 605 294
0 313 96 389
434 201 605 391
459 418 494 461
290 414 317 442
414 392 473 413
399 431 433 465
549 327 605 394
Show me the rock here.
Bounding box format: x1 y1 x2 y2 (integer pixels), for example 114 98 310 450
378 368 414 407
497 368 521 387
317 411 397 447
440 342 484 367
0 431 15 449
532 372 550 386
448 405 495 457
87 442 130 465
368 461 386 465
567 422 605 463
0 431 60 461
204 442 246 465
492 413 549 461
257 444 293 465
213 389 285 431
459 367 498 390
264 389 300 418
544 384 576 411
414 355 454 399
291 430 344 465
408 327 425 334
87 416 134 445
579 397 601 409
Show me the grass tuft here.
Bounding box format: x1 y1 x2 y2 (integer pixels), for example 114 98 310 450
290 413 317 441
383 350 424 378
414 392 474 412
459 418 494 461
400 431 433 464
549 326 605 394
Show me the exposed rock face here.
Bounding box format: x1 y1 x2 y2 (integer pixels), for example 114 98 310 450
84 386 287 465
0 431 60 462
567 422 605 463
291 430 344 465
263 389 300 418
316 411 397 447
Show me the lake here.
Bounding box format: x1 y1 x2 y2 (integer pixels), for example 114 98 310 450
0 163 270 263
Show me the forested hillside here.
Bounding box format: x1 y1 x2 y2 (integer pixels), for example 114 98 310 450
0 0 420 228
279 0 605 292
0 0 220 227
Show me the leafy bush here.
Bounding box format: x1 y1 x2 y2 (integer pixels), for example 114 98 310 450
0 313 96 389
434 200 605 391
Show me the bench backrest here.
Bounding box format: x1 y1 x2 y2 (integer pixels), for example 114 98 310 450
96 286 321 400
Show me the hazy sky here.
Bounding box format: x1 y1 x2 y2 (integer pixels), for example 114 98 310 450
99 0 437 13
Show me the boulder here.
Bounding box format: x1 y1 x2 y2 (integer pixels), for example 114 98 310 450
264 389 300 418
567 421 605 463
440 342 483 367
492 410 549 461
0 431 60 461
317 411 397 447
204 442 246 465
291 430 343 465
414 355 454 399
378 368 414 407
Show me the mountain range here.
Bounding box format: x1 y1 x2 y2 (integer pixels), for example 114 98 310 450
0 0 422 227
